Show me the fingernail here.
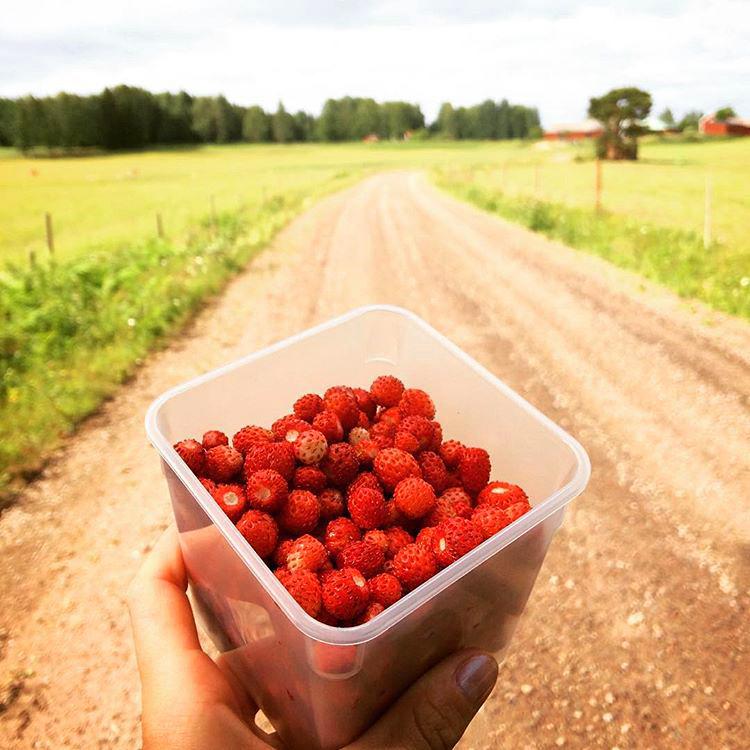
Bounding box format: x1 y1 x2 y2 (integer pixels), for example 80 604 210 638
455 654 498 705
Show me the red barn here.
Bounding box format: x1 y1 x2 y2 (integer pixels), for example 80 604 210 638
699 113 750 136
543 119 603 141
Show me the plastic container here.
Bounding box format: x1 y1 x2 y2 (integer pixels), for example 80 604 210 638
146 305 590 750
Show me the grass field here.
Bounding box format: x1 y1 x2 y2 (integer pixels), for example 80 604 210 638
1 137 748 495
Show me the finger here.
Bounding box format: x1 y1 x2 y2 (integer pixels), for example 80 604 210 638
350 649 498 750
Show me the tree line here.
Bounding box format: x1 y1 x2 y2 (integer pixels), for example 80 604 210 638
0 86 540 151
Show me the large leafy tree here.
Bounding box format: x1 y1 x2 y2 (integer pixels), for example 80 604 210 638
588 86 652 160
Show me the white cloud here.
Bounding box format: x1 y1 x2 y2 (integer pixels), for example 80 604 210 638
1 0 749 123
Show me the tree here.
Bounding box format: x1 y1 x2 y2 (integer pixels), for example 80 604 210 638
677 110 702 132
436 103 459 139
658 108 675 128
0 99 16 146
293 111 314 142
242 106 270 142
271 102 295 143
588 86 652 160
715 106 736 122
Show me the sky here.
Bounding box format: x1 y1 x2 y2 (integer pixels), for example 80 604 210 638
1 0 749 126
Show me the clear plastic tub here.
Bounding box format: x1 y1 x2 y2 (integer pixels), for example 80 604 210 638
145 305 590 750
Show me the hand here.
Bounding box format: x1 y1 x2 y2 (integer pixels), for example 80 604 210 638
128 527 499 749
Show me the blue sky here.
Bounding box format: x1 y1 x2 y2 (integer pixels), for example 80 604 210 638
2 0 749 124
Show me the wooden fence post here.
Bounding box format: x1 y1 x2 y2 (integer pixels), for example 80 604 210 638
595 159 602 212
45 212 54 255
703 174 712 249
156 212 164 239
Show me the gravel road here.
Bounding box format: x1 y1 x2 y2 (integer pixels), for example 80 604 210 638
1 171 748 749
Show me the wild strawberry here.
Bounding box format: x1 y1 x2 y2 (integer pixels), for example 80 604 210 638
293 466 327 493
278 490 320 535
312 410 344 443
275 567 293 587
353 387 377 419
246 469 288 513
323 387 359 430
321 443 360 486
353 437 379 465
439 440 464 469
429 421 443 451
373 448 421 490
287 534 328 572
505 500 531 522
348 426 370 446
244 441 295 481
472 505 512 540
459 447 491 493
202 430 228 450
424 487 473 527
272 414 311 442
363 529 389 554
418 451 448 493
432 518 484 567
315 608 339 626
211 483 246 522
399 415 434 451
370 375 404 407
294 429 328 465
174 439 205 474
236 510 278 558
415 526 439 550
356 410 370 428
273 538 294 567
324 517 361 556
383 501 402 527
336 540 385 578
322 568 370 620
378 406 403 427
383 526 413 558
281 569 322 617
347 471 381 497
319 488 345 519
394 430 420 454
348 487 387 530
394 477 437 520
232 425 274 455
444 470 464 489
353 601 385 624
198 476 217 494
392 543 438 591
477 482 529 509
294 393 324 421
204 445 243 482
368 573 403 607
399 388 435 419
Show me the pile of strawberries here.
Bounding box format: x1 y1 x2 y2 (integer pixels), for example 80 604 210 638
174 376 530 627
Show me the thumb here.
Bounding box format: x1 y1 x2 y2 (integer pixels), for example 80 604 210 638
350 649 498 750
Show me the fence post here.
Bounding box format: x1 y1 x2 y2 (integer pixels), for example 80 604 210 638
595 159 602 212
45 212 54 256
703 174 712 249
156 212 164 239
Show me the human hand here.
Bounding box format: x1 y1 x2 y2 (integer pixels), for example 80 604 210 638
128 527 499 749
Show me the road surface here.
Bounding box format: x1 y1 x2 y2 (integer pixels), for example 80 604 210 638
1 172 748 749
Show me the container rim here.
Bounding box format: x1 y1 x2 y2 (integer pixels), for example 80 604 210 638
146 304 591 646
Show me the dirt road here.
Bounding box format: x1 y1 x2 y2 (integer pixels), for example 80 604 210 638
1 172 748 749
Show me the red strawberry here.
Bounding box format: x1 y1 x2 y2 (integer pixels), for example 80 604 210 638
273 538 294 567
353 601 385 624
347 471 382 499
370 375 404 407
394 477 436 520
356 410 370 428
477 482 529 509
204 445 243 482
415 526 439 550
368 573 403 607
439 440 464 469
370 421 395 449
293 466 327 493
424 488 472 527
236 510 278 558
312 410 344 443
322 568 370 620
336 540 385 578
294 429 328 465
399 388 435 419
383 526 413 558
505 500 531 522
378 406 403 427
323 387 359 431
275 567 293 587
444 470 464 489
174 439 205 474
459 447 491 493
321 443 360 486
294 393 324 422
348 487 387 530
324 517 361 556
281 569 322 617
399 415 434 451
392 543 438 591
287 534 328 572
232 425 274 455
363 529 389 553
272 414 311 442
198 477 217 494
319 488 345 520
278 490 320 535
353 387 377 419
244 441 295 481
418 451 448 493
394 430 420 454
202 430 228 450
348 426 370 446
472 505 512 539
429 420 443 451
353 437 379 465
246 469 288 513
432 517 484 567
211 483 246 522
373 448 421 490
